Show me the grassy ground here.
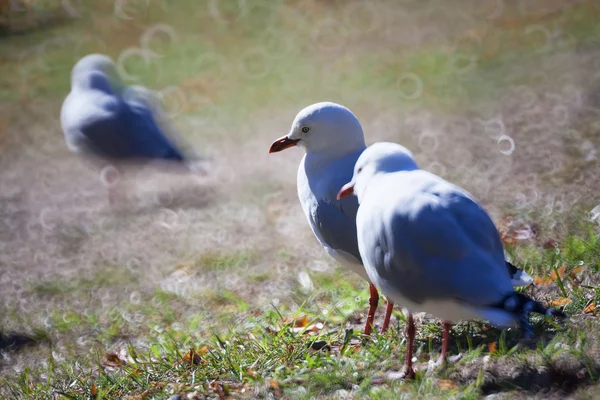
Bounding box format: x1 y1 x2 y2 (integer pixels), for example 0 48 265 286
1 0 600 398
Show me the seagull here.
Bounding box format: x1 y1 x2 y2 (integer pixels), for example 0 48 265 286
60 53 201 205
269 102 388 335
337 142 565 378
268 102 533 336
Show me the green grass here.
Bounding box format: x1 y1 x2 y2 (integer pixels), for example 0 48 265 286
2 231 600 398
1 0 600 398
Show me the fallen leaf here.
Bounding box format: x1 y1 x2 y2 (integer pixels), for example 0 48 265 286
438 379 457 389
584 301 596 314
284 315 309 328
543 239 559 249
91 383 97 399
183 348 208 365
550 265 567 280
107 353 122 363
269 379 282 397
500 231 516 246
269 317 324 334
533 277 549 285
209 380 229 399
551 298 572 307
345 344 361 354
488 342 497 354
102 352 126 368
246 368 257 378
292 322 324 334
570 266 584 276
534 264 568 286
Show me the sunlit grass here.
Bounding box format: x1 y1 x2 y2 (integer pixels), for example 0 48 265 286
2 229 599 397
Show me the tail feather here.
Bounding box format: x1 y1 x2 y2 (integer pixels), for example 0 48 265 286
494 292 567 336
163 147 186 162
506 261 535 287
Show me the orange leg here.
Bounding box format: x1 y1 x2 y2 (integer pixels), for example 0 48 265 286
381 300 394 333
364 283 379 335
403 312 416 379
439 320 452 364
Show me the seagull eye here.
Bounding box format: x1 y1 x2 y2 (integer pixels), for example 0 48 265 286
357 167 363 174
301 126 310 133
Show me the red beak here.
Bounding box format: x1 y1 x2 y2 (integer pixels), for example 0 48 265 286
269 136 300 153
337 182 355 200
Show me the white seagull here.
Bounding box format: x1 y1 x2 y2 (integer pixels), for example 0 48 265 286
338 142 565 378
60 53 201 205
268 102 532 336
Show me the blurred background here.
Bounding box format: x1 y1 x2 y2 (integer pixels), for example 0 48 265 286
1 0 600 397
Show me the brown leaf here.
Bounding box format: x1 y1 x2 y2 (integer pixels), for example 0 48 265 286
543 239 559 249
270 316 323 335
550 265 567 280
183 348 207 365
91 383 97 399
534 264 568 286
246 368 258 378
499 230 517 246
438 379 457 389
283 315 309 328
345 344 361 354
534 277 553 286
488 342 497 354
551 298 572 307
209 381 229 399
105 353 123 363
584 301 596 314
570 266 584 277
102 352 126 368
292 322 324 334
269 379 282 397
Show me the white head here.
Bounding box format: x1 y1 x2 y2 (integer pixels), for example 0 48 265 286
268 102 366 156
70 53 123 93
337 142 419 203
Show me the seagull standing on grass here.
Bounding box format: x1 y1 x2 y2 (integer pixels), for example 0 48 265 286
269 102 392 335
268 102 533 336
337 142 565 378
60 53 201 205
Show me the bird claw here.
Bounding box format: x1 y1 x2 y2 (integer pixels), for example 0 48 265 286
400 367 416 380
389 367 416 381
436 355 447 367
435 352 462 367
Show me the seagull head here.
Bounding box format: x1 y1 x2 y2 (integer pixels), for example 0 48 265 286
337 142 419 202
70 53 124 93
268 102 366 155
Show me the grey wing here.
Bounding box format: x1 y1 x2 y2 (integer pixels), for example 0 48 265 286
313 194 362 263
373 182 511 306
123 86 167 121
60 90 118 157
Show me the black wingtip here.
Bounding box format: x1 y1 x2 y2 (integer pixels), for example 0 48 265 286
506 260 535 287
545 307 567 319
505 260 518 275
497 293 568 321
495 293 568 337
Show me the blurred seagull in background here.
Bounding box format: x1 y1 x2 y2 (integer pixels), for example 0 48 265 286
269 102 533 338
60 53 205 205
338 142 565 378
